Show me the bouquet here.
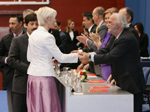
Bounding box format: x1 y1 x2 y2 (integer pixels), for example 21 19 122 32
79 70 87 82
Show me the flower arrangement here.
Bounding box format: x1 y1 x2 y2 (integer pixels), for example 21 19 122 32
79 70 87 82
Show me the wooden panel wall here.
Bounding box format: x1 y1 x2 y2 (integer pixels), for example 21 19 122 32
0 0 124 90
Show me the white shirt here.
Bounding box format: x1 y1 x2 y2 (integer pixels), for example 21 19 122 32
27 26 78 76
69 31 74 41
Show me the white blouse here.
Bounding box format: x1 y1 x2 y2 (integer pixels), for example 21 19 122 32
27 26 78 76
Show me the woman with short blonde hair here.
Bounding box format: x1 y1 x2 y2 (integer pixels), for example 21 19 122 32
27 6 78 112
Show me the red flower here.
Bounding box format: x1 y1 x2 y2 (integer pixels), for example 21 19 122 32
80 72 84 75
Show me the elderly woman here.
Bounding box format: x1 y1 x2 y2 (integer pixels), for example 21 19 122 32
27 7 78 112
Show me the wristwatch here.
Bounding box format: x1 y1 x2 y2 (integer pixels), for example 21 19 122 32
88 54 91 62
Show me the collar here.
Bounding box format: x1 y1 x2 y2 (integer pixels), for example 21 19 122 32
27 32 30 37
38 26 48 32
13 30 23 37
59 29 62 32
116 30 123 40
88 24 94 32
97 20 103 28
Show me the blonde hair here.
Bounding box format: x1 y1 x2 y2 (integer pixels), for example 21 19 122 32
65 19 75 33
37 6 57 26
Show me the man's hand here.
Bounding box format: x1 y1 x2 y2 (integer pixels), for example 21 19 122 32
78 52 89 63
76 33 88 45
89 33 100 43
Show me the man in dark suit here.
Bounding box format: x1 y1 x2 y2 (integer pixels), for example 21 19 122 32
77 11 100 74
82 11 97 33
119 7 139 41
7 13 38 112
0 14 24 112
78 13 145 112
54 20 67 53
49 28 61 47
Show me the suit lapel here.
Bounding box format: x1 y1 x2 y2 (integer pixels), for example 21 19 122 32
22 33 29 45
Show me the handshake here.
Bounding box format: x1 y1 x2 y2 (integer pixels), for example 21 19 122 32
52 50 92 66
71 50 91 64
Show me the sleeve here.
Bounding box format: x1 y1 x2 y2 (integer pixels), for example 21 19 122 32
87 39 97 51
0 37 7 65
45 35 78 63
94 38 133 65
27 38 32 62
7 38 28 74
140 34 148 52
98 25 108 42
59 33 67 53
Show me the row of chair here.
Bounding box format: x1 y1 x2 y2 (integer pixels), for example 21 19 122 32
142 67 150 112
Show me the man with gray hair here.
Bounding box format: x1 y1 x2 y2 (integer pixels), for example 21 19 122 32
78 13 145 112
76 6 107 76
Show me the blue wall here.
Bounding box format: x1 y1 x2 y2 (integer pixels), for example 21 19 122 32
125 0 150 55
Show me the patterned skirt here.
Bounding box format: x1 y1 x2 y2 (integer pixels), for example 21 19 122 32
27 75 61 112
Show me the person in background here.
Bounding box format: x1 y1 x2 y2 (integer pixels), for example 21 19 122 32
77 11 97 72
119 7 139 41
7 13 38 112
54 20 67 53
0 14 25 112
22 9 34 32
64 19 79 69
77 7 107 76
49 27 62 47
134 22 149 57
90 7 118 80
27 6 79 112
64 19 79 54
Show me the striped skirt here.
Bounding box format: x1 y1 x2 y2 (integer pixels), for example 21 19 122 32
27 75 61 112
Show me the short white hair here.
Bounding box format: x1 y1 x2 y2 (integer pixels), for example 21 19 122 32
37 6 57 26
112 13 128 28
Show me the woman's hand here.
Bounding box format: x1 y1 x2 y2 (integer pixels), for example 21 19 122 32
110 79 117 85
52 59 60 66
77 63 84 70
107 74 112 84
83 64 89 70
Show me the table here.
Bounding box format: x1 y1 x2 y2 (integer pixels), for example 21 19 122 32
55 74 133 112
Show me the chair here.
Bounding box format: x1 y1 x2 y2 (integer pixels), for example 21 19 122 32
142 67 150 112
143 67 150 82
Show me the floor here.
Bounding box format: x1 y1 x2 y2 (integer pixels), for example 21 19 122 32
0 90 8 112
